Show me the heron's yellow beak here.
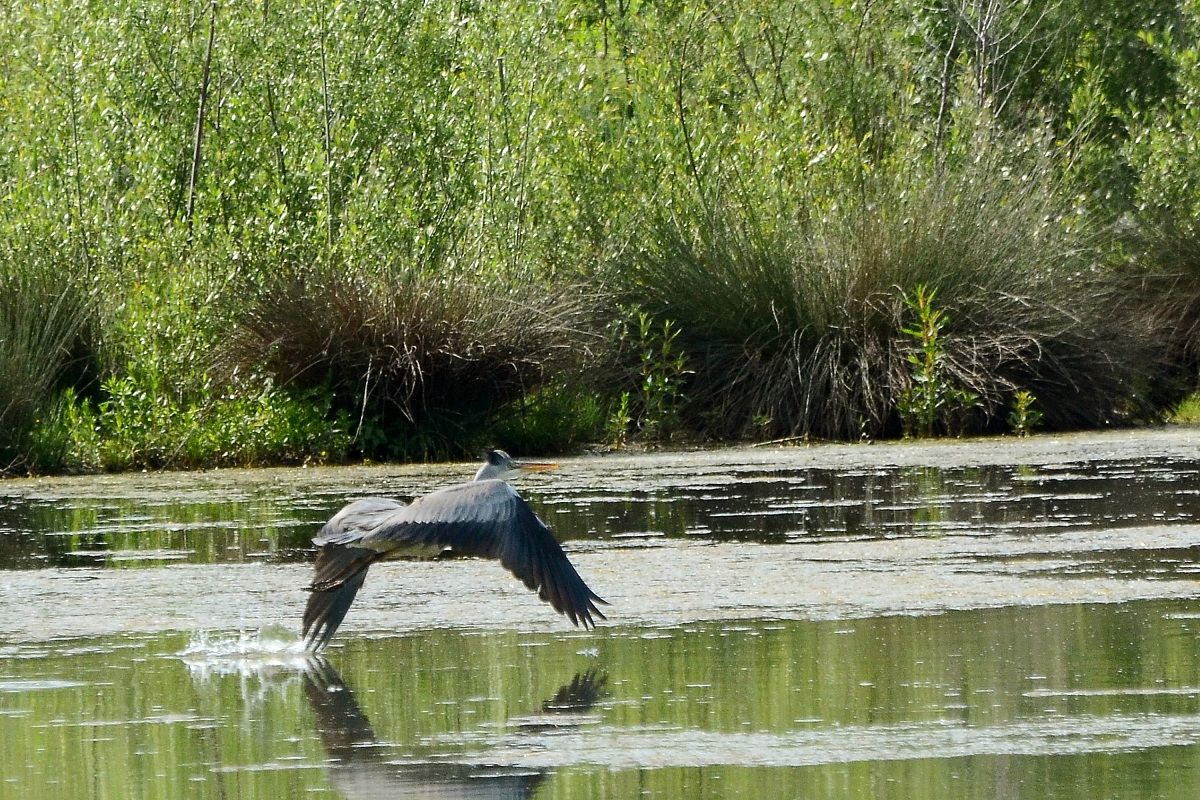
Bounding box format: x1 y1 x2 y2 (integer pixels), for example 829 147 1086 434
515 460 558 472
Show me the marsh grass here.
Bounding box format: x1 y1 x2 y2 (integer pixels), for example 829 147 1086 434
222 263 601 459
629 142 1150 439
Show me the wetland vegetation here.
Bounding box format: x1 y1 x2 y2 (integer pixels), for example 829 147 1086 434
4 1 1200 473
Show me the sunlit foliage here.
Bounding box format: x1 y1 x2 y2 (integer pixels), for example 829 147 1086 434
1 0 1198 469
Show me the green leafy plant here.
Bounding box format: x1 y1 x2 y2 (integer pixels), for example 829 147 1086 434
635 310 689 440
751 412 774 440
2 0 1194 472
606 391 633 449
1171 393 1200 424
898 285 979 438
489 382 604 455
1007 390 1043 437
34 375 351 472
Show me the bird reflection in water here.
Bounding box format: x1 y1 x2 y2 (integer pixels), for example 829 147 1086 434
302 657 607 800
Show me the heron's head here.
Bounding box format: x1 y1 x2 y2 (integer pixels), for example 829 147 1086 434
473 449 558 481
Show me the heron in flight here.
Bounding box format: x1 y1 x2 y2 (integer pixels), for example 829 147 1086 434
302 450 606 650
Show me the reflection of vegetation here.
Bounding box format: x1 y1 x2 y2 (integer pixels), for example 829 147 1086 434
901 466 949 528
0 495 325 569
5 449 1189 569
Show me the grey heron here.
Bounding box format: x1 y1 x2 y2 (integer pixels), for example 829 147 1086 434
302 450 606 650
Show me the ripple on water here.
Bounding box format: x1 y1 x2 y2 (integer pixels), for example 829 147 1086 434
0 679 89 692
450 713 1200 770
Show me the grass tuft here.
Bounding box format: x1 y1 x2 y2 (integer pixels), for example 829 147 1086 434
627 142 1151 439
221 263 601 460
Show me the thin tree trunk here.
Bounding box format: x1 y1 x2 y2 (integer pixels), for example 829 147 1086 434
318 5 334 247
185 0 218 238
674 41 710 221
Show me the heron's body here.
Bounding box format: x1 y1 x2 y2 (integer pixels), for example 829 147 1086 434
301 451 606 650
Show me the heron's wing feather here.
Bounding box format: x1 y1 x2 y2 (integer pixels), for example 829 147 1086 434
303 545 379 650
314 497 407 546
363 480 606 628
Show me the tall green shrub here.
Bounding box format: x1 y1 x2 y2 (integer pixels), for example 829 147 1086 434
0 247 93 470
1122 0 1200 399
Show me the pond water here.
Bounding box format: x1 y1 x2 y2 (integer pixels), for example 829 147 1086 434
2 428 1200 799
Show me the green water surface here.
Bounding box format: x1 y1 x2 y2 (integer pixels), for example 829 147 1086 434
3 429 1200 798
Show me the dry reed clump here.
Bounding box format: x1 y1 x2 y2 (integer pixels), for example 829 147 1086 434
1114 222 1200 410
221 264 599 456
628 155 1154 440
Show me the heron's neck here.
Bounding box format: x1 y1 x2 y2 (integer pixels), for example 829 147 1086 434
474 464 503 481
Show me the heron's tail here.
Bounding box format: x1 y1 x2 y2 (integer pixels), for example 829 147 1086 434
302 545 379 651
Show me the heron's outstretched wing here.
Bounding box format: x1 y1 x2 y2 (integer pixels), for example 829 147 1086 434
360 479 607 628
303 498 411 650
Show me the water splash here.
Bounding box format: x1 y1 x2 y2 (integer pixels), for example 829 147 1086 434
178 625 312 678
